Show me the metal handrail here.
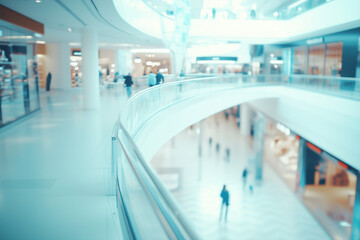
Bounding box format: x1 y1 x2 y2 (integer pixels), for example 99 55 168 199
114 74 360 239
114 120 200 239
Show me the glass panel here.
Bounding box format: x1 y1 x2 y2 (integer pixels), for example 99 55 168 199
0 24 40 127
293 46 307 74
0 43 25 124
114 74 360 238
325 42 343 76
308 44 325 75
303 152 356 240
27 44 40 111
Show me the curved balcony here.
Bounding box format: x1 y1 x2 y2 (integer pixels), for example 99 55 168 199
111 74 360 239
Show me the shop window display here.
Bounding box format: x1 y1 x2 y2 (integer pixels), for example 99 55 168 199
0 25 40 128
264 121 299 191
303 149 357 240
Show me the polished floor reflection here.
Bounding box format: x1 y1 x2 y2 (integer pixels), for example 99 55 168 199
0 86 131 240
151 113 331 240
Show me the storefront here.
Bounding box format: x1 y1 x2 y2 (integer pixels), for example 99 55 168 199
299 140 358 240
0 19 41 128
266 27 360 79
263 116 359 240
264 120 299 191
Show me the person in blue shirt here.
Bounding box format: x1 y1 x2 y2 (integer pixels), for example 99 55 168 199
148 71 156 87
219 185 230 222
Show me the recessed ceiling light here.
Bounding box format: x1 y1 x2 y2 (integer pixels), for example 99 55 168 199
68 28 72 32
35 0 42 3
273 11 279 17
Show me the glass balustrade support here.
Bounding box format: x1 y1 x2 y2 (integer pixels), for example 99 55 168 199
113 74 360 239
116 178 136 240
117 121 201 239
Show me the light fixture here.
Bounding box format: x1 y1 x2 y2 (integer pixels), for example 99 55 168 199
131 49 170 53
288 0 307 9
134 57 141 63
35 0 42 3
36 40 46 44
270 59 284 64
68 28 72 32
273 11 279 17
270 53 274 57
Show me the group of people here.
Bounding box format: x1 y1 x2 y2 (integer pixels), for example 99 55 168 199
148 70 164 87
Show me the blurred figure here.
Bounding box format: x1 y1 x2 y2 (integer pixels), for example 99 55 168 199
46 72 52 92
216 143 220 154
124 73 133 98
219 185 230 222
225 148 230 161
249 185 254 194
156 71 164 85
208 137 213 146
148 71 156 87
242 168 248 189
179 70 185 77
75 72 80 87
113 72 120 83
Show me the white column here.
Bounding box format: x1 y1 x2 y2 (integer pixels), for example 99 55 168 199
241 103 250 136
115 49 132 75
46 42 71 90
81 28 100 110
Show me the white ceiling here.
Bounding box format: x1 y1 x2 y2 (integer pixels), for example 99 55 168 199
0 0 359 48
0 0 164 48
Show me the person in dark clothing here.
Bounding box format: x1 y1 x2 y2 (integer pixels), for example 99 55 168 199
242 168 248 189
225 148 230 161
155 71 164 85
46 72 52 91
124 73 133 98
219 185 230 222
216 143 220 153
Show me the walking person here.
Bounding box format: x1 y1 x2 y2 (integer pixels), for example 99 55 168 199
124 73 133 98
219 185 230 222
208 137 213 146
216 143 220 153
155 71 164 85
225 148 230 161
148 71 156 87
242 168 248 189
46 72 52 91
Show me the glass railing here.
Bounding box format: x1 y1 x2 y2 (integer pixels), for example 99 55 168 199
143 0 333 20
112 74 360 239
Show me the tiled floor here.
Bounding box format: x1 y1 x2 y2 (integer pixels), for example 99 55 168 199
0 86 132 240
151 113 332 240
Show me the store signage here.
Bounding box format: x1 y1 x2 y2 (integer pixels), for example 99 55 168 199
196 56 238 62
306 142 322 154
72 50 82 56
338 161 349 170
306 37 323 45
196 56 238 64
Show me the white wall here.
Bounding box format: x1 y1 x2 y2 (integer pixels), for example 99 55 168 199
46 43 71 90
132 86 360 171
